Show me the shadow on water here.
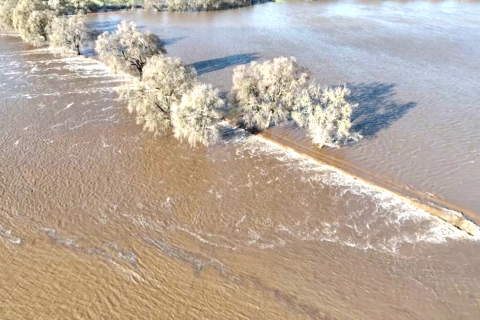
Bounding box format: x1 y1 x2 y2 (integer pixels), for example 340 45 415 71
88 20 122 33
191 53 259 76
348 82 417 139
162 36 187 46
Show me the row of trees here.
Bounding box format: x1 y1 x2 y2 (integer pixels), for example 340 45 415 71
95 21 359 147
94 0 257 12
142 0 254 11
96 21 224 146
231 57 360 147
0 0 88 53
0 0 359 147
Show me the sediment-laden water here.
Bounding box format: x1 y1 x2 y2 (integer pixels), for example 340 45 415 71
87 0 480 216
1 1 480 319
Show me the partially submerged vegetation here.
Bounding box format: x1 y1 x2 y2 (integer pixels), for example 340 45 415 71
95 21 165 78
120 54 198 134
231 57 360 147
2 1 479 238
1 0 90 49
0 0 360 147
101 23 223 146
231 57 309 131
49 14 88 55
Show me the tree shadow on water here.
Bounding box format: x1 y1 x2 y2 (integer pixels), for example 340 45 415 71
348 82 417 139
191 53 259 76
88 20 122 34
161 36 187 46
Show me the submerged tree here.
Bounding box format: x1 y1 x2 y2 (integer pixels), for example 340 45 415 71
121 54 223 146
12 0 53 45
95 21 166 78
292 85 360 147
172 83 224 146
120 54 197 133
231 57 310 131
49 14 87 55
0 0 19 30
231 56 360 147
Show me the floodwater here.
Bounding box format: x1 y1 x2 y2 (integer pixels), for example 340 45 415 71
1 1 479 319
87 0 480 216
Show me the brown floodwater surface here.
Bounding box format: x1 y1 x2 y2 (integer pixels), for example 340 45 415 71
86 1 480 215
1 1 480 319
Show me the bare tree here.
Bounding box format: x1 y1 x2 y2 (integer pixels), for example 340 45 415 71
120 54 197 133
292 85 360 147
230 56 310 131
95 21 166 78
49 14 87 55
172 83 224 146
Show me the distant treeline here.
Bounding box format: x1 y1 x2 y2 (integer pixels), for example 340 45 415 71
95 0 271 12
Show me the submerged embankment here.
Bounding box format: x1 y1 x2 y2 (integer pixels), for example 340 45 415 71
258 129 480 235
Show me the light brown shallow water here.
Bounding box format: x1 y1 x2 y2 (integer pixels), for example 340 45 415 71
1 1 480 319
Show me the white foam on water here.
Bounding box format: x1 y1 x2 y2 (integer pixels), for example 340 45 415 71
0 224 24 245
230 133 475 253
55 102 74 115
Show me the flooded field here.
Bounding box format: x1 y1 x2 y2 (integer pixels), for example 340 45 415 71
87 0 480 215
1 1 480 319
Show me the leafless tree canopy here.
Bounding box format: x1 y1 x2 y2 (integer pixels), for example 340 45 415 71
120 54 224 146
12 0 53 45
0 0 19 30
1 0 91 45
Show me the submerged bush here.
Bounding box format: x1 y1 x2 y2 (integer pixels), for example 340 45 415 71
49 14 87 55
121 54 197 133
12 0 53 45
1 0 91 36
0 0 19 30
230 56 360 147
95 21 166 78
172 83 224 146
292 84 360 147
231 57 309 130
121 54 224 146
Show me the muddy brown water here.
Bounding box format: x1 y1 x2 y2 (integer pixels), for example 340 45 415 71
1 1 480 319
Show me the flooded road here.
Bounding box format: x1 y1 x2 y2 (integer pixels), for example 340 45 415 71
1 1 480 319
